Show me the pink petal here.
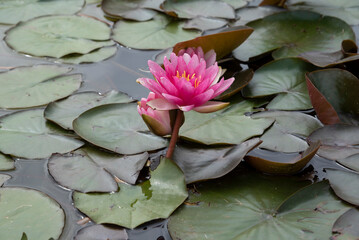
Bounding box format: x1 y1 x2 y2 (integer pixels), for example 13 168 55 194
192 89 215 107
136 78 164 96
158 77 178 96
142 114 172 136
162 93 184 106
212 77 235 98
204 49 216 67
193 101 229 113
179 105 195 111
148 60 166 80
147 98 178 110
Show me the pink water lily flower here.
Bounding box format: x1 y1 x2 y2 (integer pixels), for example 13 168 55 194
138 92 172 136
137 50 234 113
178 47 216 68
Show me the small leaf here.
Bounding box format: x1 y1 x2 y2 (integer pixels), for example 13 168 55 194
75 224 128 240
59 46 117 64
332 208 359 240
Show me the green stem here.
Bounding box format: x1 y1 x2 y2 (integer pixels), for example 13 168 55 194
165 110 184 159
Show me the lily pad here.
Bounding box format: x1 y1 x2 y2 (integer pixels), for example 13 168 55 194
0 174 11 186
222 0 248 9
0 187 65 240
242 58 317 110
287 0 359 25
102 0 164 21
73 158 188 229
0 153 14 171
173 26 253 60
332 208 359 240
112 13 201 50
337 154 359 172
232 11 355 62
308 125 359 161
162 0 235 19
173 138 261 183
59 46 117 64
0 0 85 25
251 111 323 152
0 109 84 159
75 224 128 240
49 147 149 192
45 90 133 130
306 69 359 125
73 103 168 155
326 169 359 206
0 65 82 109
179 99 273 145
183 17 228 31
168 168 349 240
245 141 320 174
5 15 113 58
233 6 283 26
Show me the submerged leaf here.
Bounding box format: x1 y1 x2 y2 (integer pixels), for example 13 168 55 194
59 46 117 64
75 224 128 240
0 174 11 186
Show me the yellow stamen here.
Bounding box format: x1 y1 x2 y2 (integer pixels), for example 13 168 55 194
176 71 202 87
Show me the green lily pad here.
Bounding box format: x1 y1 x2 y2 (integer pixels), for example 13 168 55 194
233 6 283 26
332 208 359 240
0 174 11 186
337 154 359 172
75 224 128 240
168 168 349 240
326 169 359 206
59 46 117 64
242 58 317 110
287 0 359 25
232 11 355 62
0 187 65 240
45 90 133 130
102 0 164 21
48 147 149 192
179 99 273 145
0 109 84 159
251 111 323 152
0 153 14 171
162 0 235 19
112 13 201 50
5 15 113 58
173 138 261 183
0 0 85 25
73 158 188 229
222 0 248 9
183 17 228 31
306 69 359 125
73 103 168 155
308 124 359 161
0 65 82 109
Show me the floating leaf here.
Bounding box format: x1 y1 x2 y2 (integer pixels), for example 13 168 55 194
0 65 82 109
287 0 359 25
306 69 359 125
183 17 228 31
242 58 317 110
49 147 149 192
337 154 359 172
251 111 323 152
308 124 359 161
5 15 113 58
0 153 14 171
168 168 349 239
162 0 235 19
0 0 85 25
0 174 11 186
112 13 201 50
0 187 65 240
45 90 133 130
59 46 117 64
222 0 248 9
102 0 164 21
73 103 168 155
0 109 84 159
75 224 128 240
179 99 273 145
173 26 253 60
326 169 359 206
173 138 261 183
246 141 320 174
332 208 359 240
232 11 355 62
73 158 188 229
233 6 283 26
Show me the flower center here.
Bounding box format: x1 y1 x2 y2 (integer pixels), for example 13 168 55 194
176 70 202 88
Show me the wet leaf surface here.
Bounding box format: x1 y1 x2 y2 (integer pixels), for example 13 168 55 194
183 17 228 31
337 154 359 172
0 187 65 240
173 138 261 183
73 158 188 229
59 46 117 64
112 13 201 50
242 58 317 110
168 167 349 240
0 65 82 109
73 103 168 155
332 208 359 240
233 11 355 62
75 224 128 240
45 90 133 130
233 6 283 26
0 153 14 171
0 109 84 159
